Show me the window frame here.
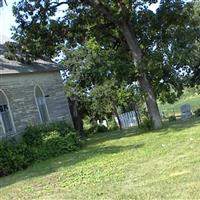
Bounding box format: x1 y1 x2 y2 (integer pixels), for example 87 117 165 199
0 89 16 135
34 85 50 123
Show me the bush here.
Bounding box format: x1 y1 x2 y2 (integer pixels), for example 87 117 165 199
140 117 153 131
22 126 43 146
0 121 80 177
87 124 108 135
168 115 176 122
0 140 35 177
108 119 119 131
86 125 97 135
22 122 80 160
97 125 108 133
33 131 80 160
22 122 76 146
194 108 200 117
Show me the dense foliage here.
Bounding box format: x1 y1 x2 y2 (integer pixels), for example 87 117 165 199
0 122 80 177
194 108 200 117
168 115 176 122
11 0 200 129
62 42 144 131
0 140 34 177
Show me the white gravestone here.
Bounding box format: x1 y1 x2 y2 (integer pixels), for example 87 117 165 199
181 104 192 120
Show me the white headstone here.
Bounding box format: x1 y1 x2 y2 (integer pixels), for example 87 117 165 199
181 104 192 120
97 120 108 127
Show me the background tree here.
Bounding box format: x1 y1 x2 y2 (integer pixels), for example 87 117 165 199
62 40 143 131
12 0 200 129
188 1 200 89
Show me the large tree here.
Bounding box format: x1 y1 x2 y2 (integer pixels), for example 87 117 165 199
62 40 142 130
188 1 200 88
12 0 199 129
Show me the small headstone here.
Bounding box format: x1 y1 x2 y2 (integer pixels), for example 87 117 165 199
180 104 192 120
97 119 108 127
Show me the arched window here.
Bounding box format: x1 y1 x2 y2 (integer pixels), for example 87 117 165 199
34 86 49 123
0 90 15 135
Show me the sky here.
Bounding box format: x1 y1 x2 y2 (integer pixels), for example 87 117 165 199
0 0 160 44
0 0 18 43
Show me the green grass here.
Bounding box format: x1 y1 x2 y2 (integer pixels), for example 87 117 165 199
1 119 200 199
159 93 200 117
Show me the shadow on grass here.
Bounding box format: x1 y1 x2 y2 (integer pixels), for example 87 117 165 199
159 117 200 135
86 127 142 146
0 142 144 189
0 117 199 189
88 117 200 145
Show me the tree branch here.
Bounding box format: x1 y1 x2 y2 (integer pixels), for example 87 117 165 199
50 1 69 10
82 0 118 24
118 0 129 14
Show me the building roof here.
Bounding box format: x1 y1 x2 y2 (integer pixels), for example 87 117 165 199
0 44 62 75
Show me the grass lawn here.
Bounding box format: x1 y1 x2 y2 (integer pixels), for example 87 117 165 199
159 93 200 116
1 119 200 199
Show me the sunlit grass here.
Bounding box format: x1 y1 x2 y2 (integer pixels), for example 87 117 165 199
0 119 200 199
159 94 200 116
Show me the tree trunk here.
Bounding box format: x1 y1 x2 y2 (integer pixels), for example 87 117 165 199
68 97 86 138
132 103 141 126
119 21 162 129
113 104 122 130
76 114 85 139
138 74 162 129
85 0 162 129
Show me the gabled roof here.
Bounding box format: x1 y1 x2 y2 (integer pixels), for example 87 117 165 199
0 44 62 75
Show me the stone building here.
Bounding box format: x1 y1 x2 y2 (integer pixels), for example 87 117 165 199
0 47 73 139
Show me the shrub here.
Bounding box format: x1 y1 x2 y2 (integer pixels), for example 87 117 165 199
0 121 80 177
140 117 153 131
22 122 80 161
87 124 108 135
168 115 176 122
97 125 108 133
108 119 119 131
22 122 76 146
34 131 80 160
86 125 97 135
0 140 35 177
22 126 43 146
194 108 200 117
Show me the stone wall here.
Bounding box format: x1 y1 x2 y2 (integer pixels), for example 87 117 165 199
0 71 73 137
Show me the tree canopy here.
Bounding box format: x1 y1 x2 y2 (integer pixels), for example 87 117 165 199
62 40 142 130
12 0 200 129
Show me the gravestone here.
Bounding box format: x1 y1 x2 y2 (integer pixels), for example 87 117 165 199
180 104 192 120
